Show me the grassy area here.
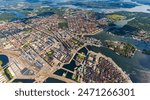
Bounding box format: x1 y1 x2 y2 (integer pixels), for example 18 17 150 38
5 69 13 79
72 74 77 80
58 21 68 29
22 42 30 49
72 39 78 44
72 74 81 82
77 75 81 82
47 51 54 57
0 60 3 66
77 53 85 59
0 66 3 71
107 14 126 21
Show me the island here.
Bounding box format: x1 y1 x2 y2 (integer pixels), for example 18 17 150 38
104 40 136 58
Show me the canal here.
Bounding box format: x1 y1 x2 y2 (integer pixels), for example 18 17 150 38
0 54 13 81
44 78 65 83
12 79 35 83
0 54 9 67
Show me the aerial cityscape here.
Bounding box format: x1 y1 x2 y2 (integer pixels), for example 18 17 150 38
0 0 150 83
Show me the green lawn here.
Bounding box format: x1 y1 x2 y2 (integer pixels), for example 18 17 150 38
107 14 126 21
0 60 3 66
5 69 13 79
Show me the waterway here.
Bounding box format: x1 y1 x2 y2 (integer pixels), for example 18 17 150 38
12 77 66 83
54 69 67 76
63 60 77 72
62 47 88 72
0 55 14 80
44 78 65 83
0 10 26 19
0 54 9 67
86 31 150 83
114 18 135 28
54 68 74 81
54 47 89 81
12 79 35 83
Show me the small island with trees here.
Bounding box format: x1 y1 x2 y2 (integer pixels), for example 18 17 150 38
104 40 136 58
